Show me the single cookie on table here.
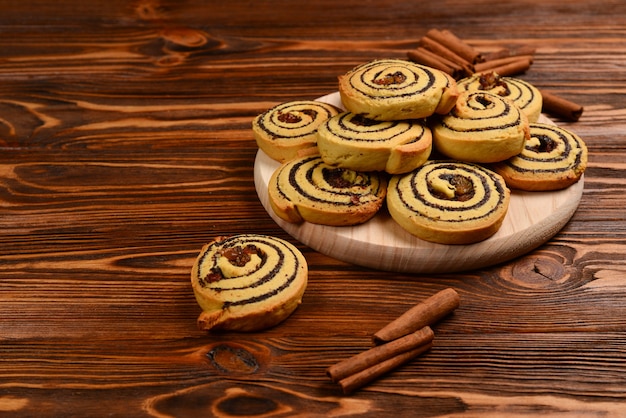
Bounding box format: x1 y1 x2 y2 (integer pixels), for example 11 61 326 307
432 90 530 163
491 122 588 191
387 160 511 245
191 234 308 332
457 72 543 122
316 111 432 174
338 59 459 121
252 100 342 162
268 154 387 226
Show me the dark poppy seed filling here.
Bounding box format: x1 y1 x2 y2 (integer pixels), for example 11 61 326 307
323 167 362 189
195 235 302 308
394 161 507 223
515 127 576 174
529 134 558 153
501 123 587 175
191 233 308 332
277 111 303 124
268 154 387 226
255 101 339 140
339 58 457 123
351 60 437 99
459 72 542 122
348 114 383 127
443 93 520 132
387 160 511 245
324 112 428 144
373 70 408 86
316 99 433 174
273 155 384 207
475 94 494 108
253 99 343 163
428 174 475 202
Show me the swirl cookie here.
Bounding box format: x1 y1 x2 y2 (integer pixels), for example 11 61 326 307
253 100 342 162
457 72 543 122
433 91 530 163
338 59 459 121
387 161 511 244
191 234 308 332
491 123 588 191
268 154 387 226
316 112 432 174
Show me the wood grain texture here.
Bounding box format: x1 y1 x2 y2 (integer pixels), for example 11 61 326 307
1 0 626 416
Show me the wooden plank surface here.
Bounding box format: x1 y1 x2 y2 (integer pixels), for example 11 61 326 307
1 0 626 416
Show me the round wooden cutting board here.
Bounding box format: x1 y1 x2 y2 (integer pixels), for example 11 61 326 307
253 92 584 273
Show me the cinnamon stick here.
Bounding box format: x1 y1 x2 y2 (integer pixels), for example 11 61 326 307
474 57 532 77
425 28 483 64
338 341 433 395
482 46 536 62
474 55 534 73
540 90 584 121
327 326 434 383
407 48 457 77
419 35 474 72
373 288 460 345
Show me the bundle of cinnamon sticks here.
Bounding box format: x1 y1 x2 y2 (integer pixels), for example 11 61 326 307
326 288 460 394
407 28 534 79
407 28 583 121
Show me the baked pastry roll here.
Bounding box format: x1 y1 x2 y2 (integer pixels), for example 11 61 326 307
253 100 341 162
316 112 432 174
491 123 588 191
191 234 308 332
457 72 543 122
338 59 459 121
387 161 510 244
433 91 530 163
268 154 387 226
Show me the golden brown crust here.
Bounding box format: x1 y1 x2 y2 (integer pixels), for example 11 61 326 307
457 73 543 122
253 100 341 162
387 161 510 244
338 59 459 121
190 234 308 332
268 154 387 226
433 91 530 163
436 72 461 115
316 112 432 174
491 123 588 191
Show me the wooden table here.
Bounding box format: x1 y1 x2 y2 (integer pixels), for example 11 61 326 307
1 1 625 416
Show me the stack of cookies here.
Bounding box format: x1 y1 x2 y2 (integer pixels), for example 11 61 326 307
253 59 588 245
